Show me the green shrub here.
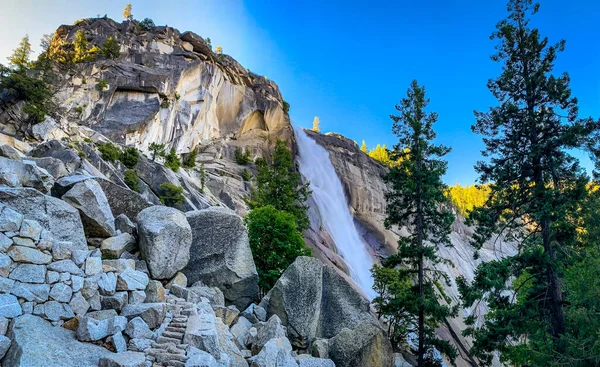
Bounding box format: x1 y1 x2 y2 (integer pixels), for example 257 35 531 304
282 100 290 114
120 147 139 169
234 148 251 165
198 163 207 191
149 142 166 161
98 142 121 163
183 149 198 169
159 182 185 207
83 137 93 143
164 148 181 172
245 206 311 291
136 18 155 32
74 106 83 114
96 79 108 91
0 65 53 123
160 98 170 108
101 37 120 59
241 169 251 181
124 169 141 192
78 150 87 159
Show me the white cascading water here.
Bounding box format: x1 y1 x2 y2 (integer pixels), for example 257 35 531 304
294 126 376 300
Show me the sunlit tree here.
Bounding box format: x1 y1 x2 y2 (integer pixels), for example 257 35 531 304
123 3 133 20
312 116 320 133
7 35 32 72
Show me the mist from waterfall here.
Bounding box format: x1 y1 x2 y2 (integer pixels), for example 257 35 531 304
294 126 376 300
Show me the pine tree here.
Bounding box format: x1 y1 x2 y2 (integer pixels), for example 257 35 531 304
73 30 90 63
101 37 121 59
123 4 133 20
148 142 166 161
215 46 223 55
360 140 367 152
249 140 311 231
372 80 456 366
8 35 32 72
312 116 320 133
457 1 600 365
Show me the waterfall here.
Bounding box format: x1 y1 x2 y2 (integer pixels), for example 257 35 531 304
294 126 376 300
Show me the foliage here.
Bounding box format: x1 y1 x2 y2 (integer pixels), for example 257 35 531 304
215 45 223 55
245 205 311 291
445 184 490 217
159 182 185 207
234 148 251 165
123 3 133 20
0 64 53 123
312 116 320 133
160 98 170 108
101 37 120 59
96 79 108 91
182 149 198 169
241 169 251 181
249 140 311 231
120 147 139 169
97 142 121 163
45 33 72 63
282 100 290 114
39 33 54 55
148 142 166 161
360 140 367 152
123 169 141 192
73 30 92 63
7 35 32 72
164 148 181 172
136 18 155 32
368 144 390 165
373 80 456 365
205 37 212 49
198 163 207 191
457 1 600 365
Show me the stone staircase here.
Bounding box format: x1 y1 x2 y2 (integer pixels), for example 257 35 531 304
146 296 196 367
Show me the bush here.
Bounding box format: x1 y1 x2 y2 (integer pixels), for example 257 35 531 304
0 65 53 123
136 18 155 32
160 98 170 108
282 100 290 114
101 37 120 59
234 148 251 165
149 142 166 161
245 206 311 291
164 148 181 172
182 149 198 169
120 147 139 169
96 79 108 91
97 142 121 163
241 169 251 181
159 182 185 207
124 169 141 192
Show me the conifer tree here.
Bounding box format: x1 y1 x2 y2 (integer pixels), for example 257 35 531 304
360 140 367 152
73 30 90 63
457 1 600 365
312 116 320 133
123 4 133 20
7 35 32 72
372 80 456 366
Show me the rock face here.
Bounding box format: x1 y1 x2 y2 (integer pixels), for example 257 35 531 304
182 207 258 309
137 206 192 279
0 188 87 251
4 314 114 366
62 179 116 238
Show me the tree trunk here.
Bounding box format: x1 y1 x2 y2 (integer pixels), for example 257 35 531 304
416 148 425 367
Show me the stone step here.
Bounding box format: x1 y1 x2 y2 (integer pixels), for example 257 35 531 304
155 353 188 363
165 361 186 367
166 326 186 333
151 342 177 349
169 323 187 328
181 309 196 316
162 331 184 339
176 344 188 350
156 336 181 344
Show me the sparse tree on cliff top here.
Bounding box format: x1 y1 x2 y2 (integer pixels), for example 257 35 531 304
7 35 32 72
123 3 133 20
372 80 456 366
312 116 320 133
457 0 600 365
360 140 367 152
215 45 223 55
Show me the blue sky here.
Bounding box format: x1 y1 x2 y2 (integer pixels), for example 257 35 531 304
1 0 598 184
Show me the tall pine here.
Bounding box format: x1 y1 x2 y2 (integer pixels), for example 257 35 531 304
458 1 600 365
372 80 456 366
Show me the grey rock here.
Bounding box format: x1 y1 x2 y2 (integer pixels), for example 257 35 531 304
46 270 60 283
101 292 129 312
214 305 240 326
0 157 53 193
0 204 23 232
77 315 127 341
98 351 146 367
214 317 248 367
185 346 221 367
230 316 253 349
51 173 94 198
124 316 153 339
328 320 394 367
71 275 84 292
0 294 22 318
71 249 91 266
120 302 166 329
8 245 52 264
171 282 225 306
48 259 84 276
52 240 74 260
62 179 116 237
251 314 287 355
21 301 33 314
393 353 412 367
116 268 149 291
183 208 258 309
183 300 221 359
108 331 127 353
248 337 297 367
99 272 118 295
0 316 9 335
144 280 165 303
101 233 136 258
102 258 135 273
11 282 50 302
29 156 69 179
137 206 192 279
129 290 146 304
70 292 90 316
59 272 71 282
88 291 102 311
128 337 152 352
0 144 24 160
0 253 11 277
19 219 42 240
0 334 10 360
115 214 137 236
165 271 187 290
36 229 54 250
11 236 34 247
4 314 113 366
96 177 153 221
85 256 103 275
311 339 329 359
241 304 266 324
0 187 87 251
296 355 336 367
0 277 15 293
0 232 12 252
42 301 75 321
9 263 46 283
87 309 118 320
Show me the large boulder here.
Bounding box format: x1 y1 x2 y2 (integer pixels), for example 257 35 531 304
248 337 297 367
0 187 87 251
95 178 153 220
0 157 54 193
4 314 114 366
327 320 394 367
136 206 192 279
62 179 116 238
182 207 258 309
